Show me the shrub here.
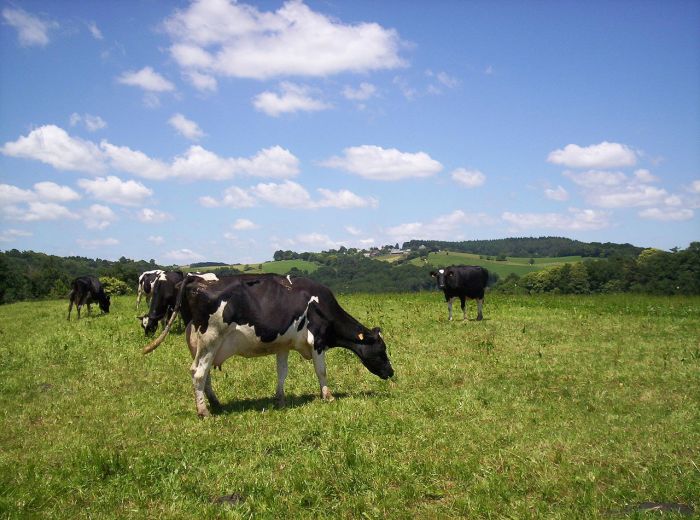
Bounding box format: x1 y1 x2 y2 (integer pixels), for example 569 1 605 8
100 276 131 295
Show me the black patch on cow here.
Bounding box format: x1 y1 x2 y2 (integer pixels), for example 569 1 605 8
297 316 306 331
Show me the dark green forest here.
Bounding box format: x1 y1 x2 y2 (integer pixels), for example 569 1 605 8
1 239 699 304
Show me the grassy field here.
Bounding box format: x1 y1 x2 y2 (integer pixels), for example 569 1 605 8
410 251 587 278
1 292 698 518
211 259 320 275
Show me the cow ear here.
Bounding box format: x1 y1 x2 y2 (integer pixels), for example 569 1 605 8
430 271 436 277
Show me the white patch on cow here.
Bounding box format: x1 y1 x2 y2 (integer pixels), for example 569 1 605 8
156 271 167 282
309 295 319 304
188 272 219 281
141 316 149 328
438 269 445 274
286 275 292 285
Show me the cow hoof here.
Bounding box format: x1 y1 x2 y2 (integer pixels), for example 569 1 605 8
477 315 483 321
197 408 211 418
321 388 335 402
275 397 286 408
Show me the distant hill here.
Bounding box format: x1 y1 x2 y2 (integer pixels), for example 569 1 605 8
189 261 229 268
402 237 643 258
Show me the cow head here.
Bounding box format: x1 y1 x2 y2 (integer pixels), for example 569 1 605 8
139 314 159 336
430 268 453 289
355 327 394 379
99 294 111 314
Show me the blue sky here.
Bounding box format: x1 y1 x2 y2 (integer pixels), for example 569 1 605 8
1 0 698 264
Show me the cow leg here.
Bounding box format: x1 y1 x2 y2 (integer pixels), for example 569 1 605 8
67 297 74 321
460 296 467 321
447 298 454 321
190 344 218 417
476 298 484 321
136 288 142 309
312 349 334 402
204 373 220 409
275 350 289 407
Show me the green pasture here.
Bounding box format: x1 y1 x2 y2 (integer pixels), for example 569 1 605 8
221 259 320 275
411 251 587 278
1 293 698 518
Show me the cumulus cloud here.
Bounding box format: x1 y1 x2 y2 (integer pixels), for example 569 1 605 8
586 184 669 208
78 176 152 206
219 186 258 208
2 7 58 47
547 142 638 169
250 180 314 209
638 207 694 221
117 66 175 92
84 204 117 230
385 210 495 243
70 113 107 132
2 125 300 181
4 201 79 222
169 113 205 141
0 229 32 242
501 208 610 231
162 0 406 85
1 125 106 174
33 181 81 202
451 168 486 188
164 248 204 263
317 188 378 209
689 180 700 194
136 208 171 223
0 184 39 206
253 82 331 116
322 145 443 181
232 218 258 230
544 185 569 201
0 181 80 221
148 235 165 246
342 82 377 101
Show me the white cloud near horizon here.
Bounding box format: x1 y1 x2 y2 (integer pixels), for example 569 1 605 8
78 176 152 206
385 210 495 243
164 248 204 263
162 0 406 85
2 7 58 47
502 208 610 231
84 204 117 230
77 237 119 249
322 145 443 181
232 218 258 230
548 142 638 169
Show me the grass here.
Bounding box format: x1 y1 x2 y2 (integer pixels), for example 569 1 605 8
223 259 320 274
1 292 698 518
410 251 587 278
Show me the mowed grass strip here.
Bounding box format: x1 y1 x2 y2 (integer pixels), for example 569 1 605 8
1 293 698 518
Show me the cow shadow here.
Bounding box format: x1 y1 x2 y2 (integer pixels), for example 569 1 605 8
214 391 357 415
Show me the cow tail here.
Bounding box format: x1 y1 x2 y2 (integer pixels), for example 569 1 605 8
143 275 193 355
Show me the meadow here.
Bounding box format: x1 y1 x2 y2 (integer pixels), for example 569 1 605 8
1 292 698 518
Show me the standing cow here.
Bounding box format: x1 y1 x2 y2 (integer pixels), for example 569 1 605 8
67 276 111 320
139 270 185 335
430 266 488 321
143 274 394 417
136 269 164 310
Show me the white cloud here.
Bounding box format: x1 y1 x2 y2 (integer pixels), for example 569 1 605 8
563 170 627 188
322 145 443 181
634 169 658 183
70 113 107 132
148 235 165 246
5 201 79 222
342 82 377 101
87 21 103 40
77 237 119 249
544 185 569 201
501 208 610 231
689 180 700 194
100 142 170 180
0 184 36 206
78 176 152 206
451 168 486 188
2 7 57 47
136 208 171 223
345 225 362 236
163 0 406 80
0 229 32 242
638 207 694 221
385 210 495 243
547 142 638 169
253 82 331 117
1 125 106 174
586 184 668 208
295 232 343 250
251 180 314 209
220 186 257 208
426 70 459 93
230 145 300 178
232 218 258 230
117 67 175 92
33 181 80 202
84 204 117 230
164 248 205 263
317 188 378 209
169 113 205 141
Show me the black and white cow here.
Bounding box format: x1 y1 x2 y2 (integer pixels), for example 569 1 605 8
139 270 185 335
430 266 489 321
67 276 111 320
136 269 164 309
143 274 394 417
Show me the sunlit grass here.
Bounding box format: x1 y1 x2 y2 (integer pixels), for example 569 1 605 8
1 293 698 518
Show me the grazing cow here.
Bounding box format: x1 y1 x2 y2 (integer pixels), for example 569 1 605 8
67 276 110 320
143 274 394 417
136 269 164 309
430 266 489 321
139 270 185 335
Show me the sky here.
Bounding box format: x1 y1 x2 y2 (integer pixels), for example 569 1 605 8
1 0 699 265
